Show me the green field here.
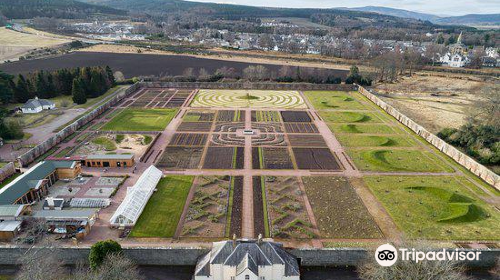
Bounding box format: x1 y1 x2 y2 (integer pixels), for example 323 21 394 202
348 149 454 173
329 124 397 134
336 134 416 148
102 108 178 131
91 137 117 151
364 176 500 240
319 111 382 123
304 91 366 110
130 176 194 238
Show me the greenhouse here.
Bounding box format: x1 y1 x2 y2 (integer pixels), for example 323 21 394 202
109 165 163 227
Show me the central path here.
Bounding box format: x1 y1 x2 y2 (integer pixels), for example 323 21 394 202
241 109 254 238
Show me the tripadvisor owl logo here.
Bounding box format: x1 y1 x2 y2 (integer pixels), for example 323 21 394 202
374 243 482 267
375 244 398 267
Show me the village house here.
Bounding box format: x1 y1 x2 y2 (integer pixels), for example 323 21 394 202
440 32 470 68
194 239 300 280
20 97 56 114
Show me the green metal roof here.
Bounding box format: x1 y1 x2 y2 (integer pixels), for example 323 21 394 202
0 161 76 205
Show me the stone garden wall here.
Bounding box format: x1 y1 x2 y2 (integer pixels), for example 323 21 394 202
0 162 16 183
358 86 500 189
142 81 357 91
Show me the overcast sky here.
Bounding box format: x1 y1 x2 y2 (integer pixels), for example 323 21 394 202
186 0 500 16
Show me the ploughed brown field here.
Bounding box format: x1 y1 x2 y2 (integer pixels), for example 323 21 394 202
0 52 349 79
229 176 244 237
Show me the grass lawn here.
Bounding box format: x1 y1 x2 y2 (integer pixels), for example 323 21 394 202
328 124 396 134
364 176 500 240
129 176 194 238
304 91 366 110
348 149 454 173
102 108 178 131
0 162 6 168
91 137 117 151
336 134 416 148
320 111 383 123
0 173 21 189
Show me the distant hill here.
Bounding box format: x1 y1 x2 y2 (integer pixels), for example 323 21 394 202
82 0 444 31
340 6 499 26
340 6 441 22
0 0 126 19
436 14 500 25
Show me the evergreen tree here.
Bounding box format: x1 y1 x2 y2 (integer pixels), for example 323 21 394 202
46 73 57 98
14 74 31 103
35 71 48 98
0 71 14 104
72 78 87 105
105 65 115 86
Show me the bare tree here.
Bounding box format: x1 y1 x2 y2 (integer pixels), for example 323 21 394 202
72 253 143 280
470 83 500 128
15 248 66 280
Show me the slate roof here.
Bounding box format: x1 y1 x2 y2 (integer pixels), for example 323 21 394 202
0 161 76 205
195 240 300 277
21 98 55 109
0 205 26 217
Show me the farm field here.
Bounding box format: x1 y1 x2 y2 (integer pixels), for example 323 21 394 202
102 108 178 131
303 177 382 239
364 176 500 240
129 176 194 238
191 90 307 109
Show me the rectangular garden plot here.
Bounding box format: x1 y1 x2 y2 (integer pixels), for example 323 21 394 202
181 176 230 238
253 147 294 169
288 135 327 147
216 110 245 122
184 111 216 122
177 122 212 132
265 177 316 239
227 176 243 238
157 147 204 169
281 111 312 122
284 123 319 134
203 147 235 169
170 133 208 146
251 111 281 122
293 148 341 170
253 176 269 238
303 177 382 239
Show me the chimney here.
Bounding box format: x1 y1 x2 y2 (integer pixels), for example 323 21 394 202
258 234 262 244
232 234 237 248
47 197 55 209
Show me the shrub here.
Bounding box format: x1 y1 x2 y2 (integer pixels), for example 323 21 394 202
89 240 122 270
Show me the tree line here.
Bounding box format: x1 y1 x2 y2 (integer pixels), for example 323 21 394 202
0 66 115 106
154 65 371 86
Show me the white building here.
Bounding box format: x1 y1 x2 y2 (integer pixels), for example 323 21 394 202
20 97 55 114
440 32 470 68
194 239 300 280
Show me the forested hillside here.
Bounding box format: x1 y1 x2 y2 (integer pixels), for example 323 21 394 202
0 0 126 19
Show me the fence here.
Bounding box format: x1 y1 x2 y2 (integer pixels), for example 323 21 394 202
0 162 16 183
358 86 499 189
17 84 141 167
